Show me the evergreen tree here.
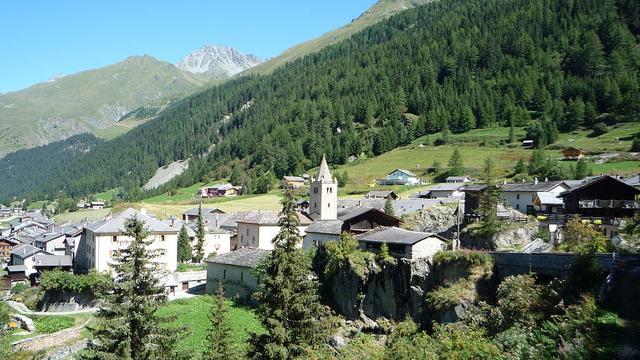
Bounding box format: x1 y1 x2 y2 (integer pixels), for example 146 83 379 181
508 121 516 143
447 148 464 176
195 204 206 263
249 191 331 359
384 199 395 216
573 159 589 180
514 157 527 175
206 283 237 360
79 216 182 360
177 224 192 263
478 157 501 237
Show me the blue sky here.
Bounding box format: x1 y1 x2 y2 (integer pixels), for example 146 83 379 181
0 1 376 93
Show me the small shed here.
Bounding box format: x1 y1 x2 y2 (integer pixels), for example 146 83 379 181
357 227 445 259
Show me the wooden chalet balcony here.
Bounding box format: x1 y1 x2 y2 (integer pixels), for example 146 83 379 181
578 199 640 209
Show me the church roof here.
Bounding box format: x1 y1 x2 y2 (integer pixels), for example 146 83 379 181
315 155 334 182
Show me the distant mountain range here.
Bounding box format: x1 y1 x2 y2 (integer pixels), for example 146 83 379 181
0 46 261 156
176 44 262 80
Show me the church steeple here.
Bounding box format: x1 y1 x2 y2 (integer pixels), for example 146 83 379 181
309 155 337 220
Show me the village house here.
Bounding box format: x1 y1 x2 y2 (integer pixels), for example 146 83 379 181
9 243 48 280
561 146 586 160
377 169 422 186
164 217 231 258
83 208 179 272
559 175 640 223
445 176 471 183
357 227 446 259
198 183 242 198
280 176 306 189
419 183 466 199
32 254 73 282
364 190 398 200
205 247 270 299
237 211 311 250
0 237 19 261
33 231 67 256
499 180 570 214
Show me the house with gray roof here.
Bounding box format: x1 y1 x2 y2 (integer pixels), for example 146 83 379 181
357 227 446 259
419 183 466 199
236 211 311 250
365 190 398 200
205 247 270 299
499 180 570 214
377 169 422 186
10 243 50 279
445 176 471 183
83 208 178 272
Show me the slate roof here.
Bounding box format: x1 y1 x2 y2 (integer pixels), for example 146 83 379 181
237 211 312 226
428 183 466 191
559 175 640 196
10 243 45 258
305 220 344 235
536 192 563 205
207 247 270 268
182 207 225 217
390 169 417 177
501 181 568 192
357 227 445 245
33 254 72 267
624 175 640 187
6 264 26 273
366 190 397 198
337 198 440 217
445 176 470 181
86 208 178 234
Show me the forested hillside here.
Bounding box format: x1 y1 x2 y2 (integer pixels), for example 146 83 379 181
1 0 639 202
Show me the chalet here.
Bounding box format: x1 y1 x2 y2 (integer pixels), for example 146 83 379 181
561 147 585 160
303 207 401 247
280 176 306 189
558 176 640 219
237 211 312 250
10 244 49 280
357 227 446 259
83 208 179 272
198 184 242 198
377 169 421 186
365 190 398 200
445 176 471 183
89 201 105 209
533 192 564 214
421 183 465 199
205 247 270 299
500 180 570 214
521 139 534 148
0 237 19 261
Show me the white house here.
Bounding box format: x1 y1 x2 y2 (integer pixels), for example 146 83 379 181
10 243 48 277
500 181 570 213
84 208 179 272
237 211 311 250
377 169 421 186
357 227 446 259
33 232 67 256
205 247 270 299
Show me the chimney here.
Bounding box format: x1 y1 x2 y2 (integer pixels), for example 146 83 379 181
534 177 538 185
140 208 147 216
544 177 548 182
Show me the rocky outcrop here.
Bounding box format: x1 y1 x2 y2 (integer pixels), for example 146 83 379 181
404 205 458 238
461 221 538 250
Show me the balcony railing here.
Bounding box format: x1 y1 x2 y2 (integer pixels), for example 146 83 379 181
578 199 640 209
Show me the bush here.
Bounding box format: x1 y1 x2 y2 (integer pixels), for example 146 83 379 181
39 269 112 297
32 315 75 334
433 250 493 269
590 122 608 137
10 283 29 294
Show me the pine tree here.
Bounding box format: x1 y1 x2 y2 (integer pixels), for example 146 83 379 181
384 199 395 216
206 283 237 360
478 157 501 237
79 216 183 360
177 224 192 263
195 204 206 263
248 190 331 359
447 148 464 176
514 157 527 175
574 159 589 180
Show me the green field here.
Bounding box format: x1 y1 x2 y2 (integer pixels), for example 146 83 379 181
158 296 263 357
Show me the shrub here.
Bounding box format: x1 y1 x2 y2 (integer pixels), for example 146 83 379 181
10 283 29 294
590 122 608 137
426 279 473 311
433 250 493 269
39 269 112 297
32 315 75 334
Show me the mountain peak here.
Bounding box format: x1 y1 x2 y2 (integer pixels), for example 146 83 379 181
176 44 261 77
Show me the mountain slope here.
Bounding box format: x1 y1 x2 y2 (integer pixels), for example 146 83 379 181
1 0 638 203
245 0 431 75
177 44 262 80
0 55 204 155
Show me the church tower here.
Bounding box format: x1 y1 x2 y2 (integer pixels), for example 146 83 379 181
309 155 337 220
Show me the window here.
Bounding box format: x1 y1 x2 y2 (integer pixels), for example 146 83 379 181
112 236 117 243
516 194 520 199
516 204 520 210
161 235 165 242
327 202 330 208
246 229 249 236
313 187 318 194
240 272 244 283
159 249 166 256
223 269 226 279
